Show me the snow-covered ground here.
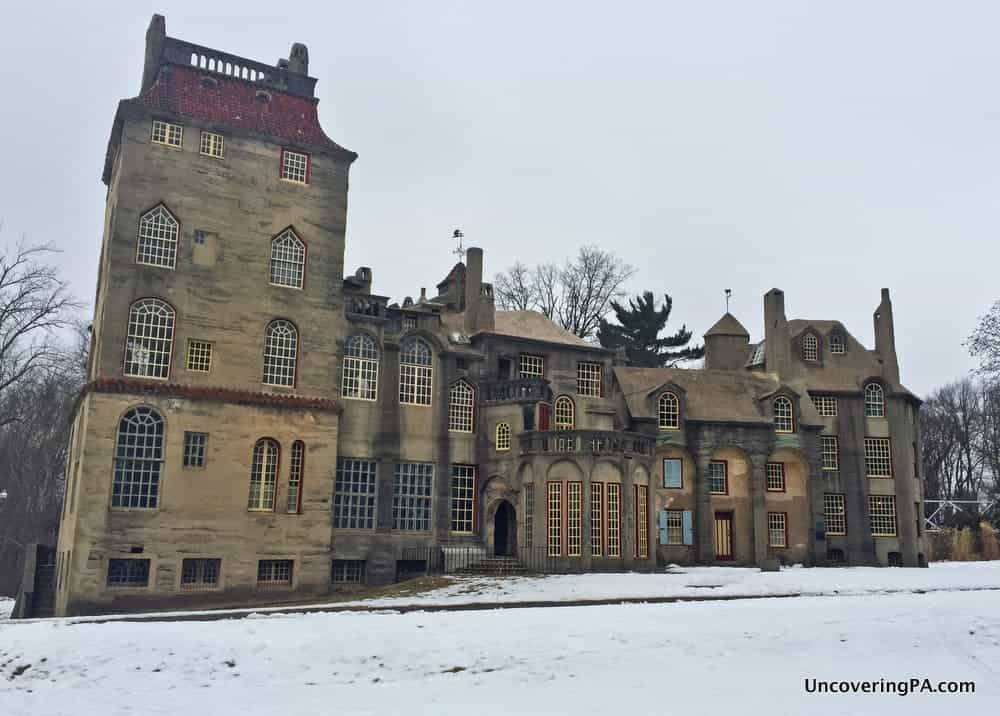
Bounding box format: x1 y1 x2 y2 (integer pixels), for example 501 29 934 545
2 588 997 715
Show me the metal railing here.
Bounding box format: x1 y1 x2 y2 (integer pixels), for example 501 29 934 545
400 545 623 576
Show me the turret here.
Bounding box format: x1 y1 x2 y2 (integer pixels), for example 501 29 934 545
140 14 166 93
704 313 750 370
874 288 900 384
763 288 790 375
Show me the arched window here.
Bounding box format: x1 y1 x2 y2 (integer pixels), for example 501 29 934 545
802 333 819 362
269 229 306 289
865 383 885 417
829 334 845 354
554 395 575 430
124 298 175 379
448 380 475 432
495 422 511 451
658 392 680 430
112 407 164 508
248 438 279 511
136 205 178 269
286 440 305 514
342 334 378 401
773 396 794 433
399 337 433 405
263 320 298 387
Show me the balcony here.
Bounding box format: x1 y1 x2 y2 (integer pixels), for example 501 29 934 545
519 430 653 458
481 378 551 404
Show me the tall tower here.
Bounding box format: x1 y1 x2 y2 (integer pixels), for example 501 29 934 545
54 16 356 616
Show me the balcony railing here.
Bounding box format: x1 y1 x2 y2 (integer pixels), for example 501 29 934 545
481 377 551 404
519 430 653 457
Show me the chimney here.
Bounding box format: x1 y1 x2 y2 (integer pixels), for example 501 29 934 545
464 247 484 334
874 288 900 384
704 313 750 371
288 43 309 75
141 15 166 94
763 288 790 375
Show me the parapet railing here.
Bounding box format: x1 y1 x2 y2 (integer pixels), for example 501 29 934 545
519 430 653 457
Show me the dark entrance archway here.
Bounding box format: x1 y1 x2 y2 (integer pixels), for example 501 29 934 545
494 500 516 556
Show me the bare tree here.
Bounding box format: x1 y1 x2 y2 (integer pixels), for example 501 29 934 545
533 262 562 321
968 300 1000 377
493 261 536 311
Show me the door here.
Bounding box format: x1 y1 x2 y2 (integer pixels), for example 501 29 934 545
714 512 734 561
538 403 552 431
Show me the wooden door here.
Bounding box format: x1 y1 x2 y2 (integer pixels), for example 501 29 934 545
714 512 734 560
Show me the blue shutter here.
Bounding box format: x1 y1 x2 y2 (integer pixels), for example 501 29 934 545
658 510 668 544
682 510 694 545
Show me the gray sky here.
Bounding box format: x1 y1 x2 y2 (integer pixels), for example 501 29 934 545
1 1 994 397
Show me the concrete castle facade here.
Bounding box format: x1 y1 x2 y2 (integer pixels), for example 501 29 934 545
50 16 926 616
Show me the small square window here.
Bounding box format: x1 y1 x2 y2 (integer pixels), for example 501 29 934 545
193 230 206 245
332 560 366 584
186 339 213 373
183 432 208 468
662 458 683 489
813 395 838 417
199 131 224 158
280 149 309 184
107 558 150 587
257 559 293 587
829 334 845 354
151 120 183 148
181 558 220 589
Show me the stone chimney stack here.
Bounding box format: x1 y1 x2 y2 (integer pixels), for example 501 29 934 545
141 14 166 93
874 288 900 384
463 247 484 334
288 43 309 75
763 288 791 375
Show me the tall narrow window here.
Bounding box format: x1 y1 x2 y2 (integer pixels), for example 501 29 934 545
342 334 379 401
662 458 683 488
334 458 377 529
547 482 562 557
111 407 164 509
280 148 309 184
766 463 785 491
709 461 728 495
392 463 433 530
263 319 298 387
247 439 279 511
773 396 794 433
591 482 603 557
124 298 175 379
822 436 840 470
664 510 684 545
269 229 306 289
399 338 433 406
865 383 885 417
606 483 622 558
449 465 476 533
576 362 603 397
554 395 575 430
869 495 897 536
185 339 213 373
767 512 787 547
802 333 818 362
286 441 305 514
524 484 534 549
658 392 680 430
567 482 582 557
519 354 544 378
495 422 511 451
824 493 846 535
182 431 208 468
136 205 179 269
635 484 649 559
864 437 892 477
448 381 475 432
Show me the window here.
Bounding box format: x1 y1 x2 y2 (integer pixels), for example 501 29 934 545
822 436 840 470
263 319 298 387
107 558 150 587
865 438 892 477
658 392 680 430
577 362 603 397
286 441 305 514
869 495 897 537
547 482 562 557
827 547 846 563
124 298 175 379
334 458 377 529
635 484 649 559
664 510 684 545
606 483 622 558
813 395 838 417
448 381 475 432
554 395 575 430
767 512 787 547
247 438 279 511
136 205 179 269
112 407 164 509
708 461 728 495
280 148 309 184
567 482 583 557
495 422 511 451
269 229 306 289
199 131 224 158
181 558 220 589
182 431 208 468
185 339 213 373
399 338 433 406
342 334 379 401
824 494 846 535
402 316 418 331
662 458 683 489
773 396 794 433
802 333 819 362
591 482 603 557
151 120 182 148
519 354 544 378
450 465 476 533
524 485 534 549
829 334 845 354
865 383 885 418
766 463 785 491
257 559 293 587
393 463 433 530
332 560 366 584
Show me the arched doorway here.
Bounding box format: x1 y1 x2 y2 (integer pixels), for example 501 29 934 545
494 500 516 556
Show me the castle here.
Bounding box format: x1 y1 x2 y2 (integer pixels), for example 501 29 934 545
48 16 925 616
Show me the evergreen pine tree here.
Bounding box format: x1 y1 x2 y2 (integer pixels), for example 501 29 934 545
597 291 704 367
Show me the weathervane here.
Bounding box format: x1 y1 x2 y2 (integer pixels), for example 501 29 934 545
725 288 732 312
452 228 465 261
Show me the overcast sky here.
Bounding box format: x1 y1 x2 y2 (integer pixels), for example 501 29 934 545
1 1 995 396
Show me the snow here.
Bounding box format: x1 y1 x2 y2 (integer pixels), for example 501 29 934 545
0 597 13 620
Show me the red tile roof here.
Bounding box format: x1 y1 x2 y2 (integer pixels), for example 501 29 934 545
86 377 340 413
